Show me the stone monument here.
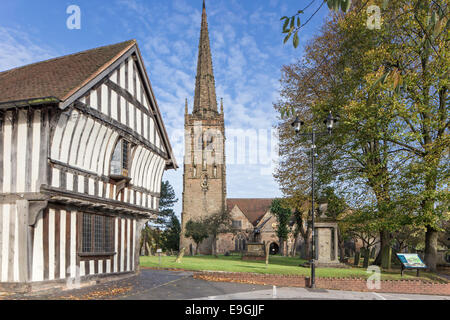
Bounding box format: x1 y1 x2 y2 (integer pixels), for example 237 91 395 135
241 218 271 261
313 204 346 267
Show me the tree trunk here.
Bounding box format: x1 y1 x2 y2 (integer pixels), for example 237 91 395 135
279 237 284 256
292 236 298 257
354 250 360 266
303 238 310 260
175 247 185 263
339 241 346 263
362 247 370 268
374 230 391 267
424 225 438 272
211 235 218 258
337 230 345 262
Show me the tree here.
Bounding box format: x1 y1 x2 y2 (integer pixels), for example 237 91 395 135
185 219 209 255
275 10 399 268
283 195 313 259
277 0 449 271
281 0 352 49
141 180 179 254
270 199 292 256
279 1 447 116
203 210 234 258
376 0 449 271
161 214 181 253
140 225 162 256
156 180 178 228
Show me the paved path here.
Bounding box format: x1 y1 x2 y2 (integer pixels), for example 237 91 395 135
196 286 450 300
1 269 448 300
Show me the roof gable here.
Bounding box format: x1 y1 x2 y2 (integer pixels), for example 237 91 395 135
0 40 177 169
0 40 135 106
226 198 274 226
229 205 250 222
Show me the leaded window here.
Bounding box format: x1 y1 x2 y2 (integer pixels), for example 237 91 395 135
82 213 114 254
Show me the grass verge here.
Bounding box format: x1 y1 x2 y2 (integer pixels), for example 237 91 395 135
139 254 447 282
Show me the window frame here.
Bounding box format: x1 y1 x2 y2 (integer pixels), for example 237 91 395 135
79 212 116 257
110 138 130 178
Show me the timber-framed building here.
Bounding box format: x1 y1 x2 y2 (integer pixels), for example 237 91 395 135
0 40 176 292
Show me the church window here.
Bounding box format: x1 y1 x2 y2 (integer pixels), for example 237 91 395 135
235 234 246 252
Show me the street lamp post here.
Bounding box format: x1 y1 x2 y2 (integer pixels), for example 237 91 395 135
291 111 337 289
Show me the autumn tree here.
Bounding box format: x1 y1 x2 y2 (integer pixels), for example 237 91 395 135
375 0 449 271
278 0 449 271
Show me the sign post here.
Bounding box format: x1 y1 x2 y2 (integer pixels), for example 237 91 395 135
396 253 427 277
157 248 162 266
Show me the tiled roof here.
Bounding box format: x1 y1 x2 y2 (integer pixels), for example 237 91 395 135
227 198 274 226
0 40 136 105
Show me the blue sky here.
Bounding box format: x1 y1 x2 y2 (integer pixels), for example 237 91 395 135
0 0 330 218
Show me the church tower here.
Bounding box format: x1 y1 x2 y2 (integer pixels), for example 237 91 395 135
180 1 226 255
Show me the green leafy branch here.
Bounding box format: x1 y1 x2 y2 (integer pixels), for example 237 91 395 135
281 0 352 48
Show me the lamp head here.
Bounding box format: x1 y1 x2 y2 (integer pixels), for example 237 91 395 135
324 111 338 133
291 116 304 133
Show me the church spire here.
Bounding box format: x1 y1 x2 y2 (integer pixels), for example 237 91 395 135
193 0 218 115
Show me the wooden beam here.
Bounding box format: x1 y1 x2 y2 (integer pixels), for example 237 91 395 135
42 186 155 218
72 101 168 160
105 79 153 118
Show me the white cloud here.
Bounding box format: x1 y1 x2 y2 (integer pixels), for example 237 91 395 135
0 27 55 72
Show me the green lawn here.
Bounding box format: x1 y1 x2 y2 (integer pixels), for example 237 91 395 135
139 254 446 282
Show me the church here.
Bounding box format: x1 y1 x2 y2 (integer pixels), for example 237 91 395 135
180 1 286 256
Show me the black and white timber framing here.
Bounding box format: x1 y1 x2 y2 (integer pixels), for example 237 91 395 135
0 41 177 289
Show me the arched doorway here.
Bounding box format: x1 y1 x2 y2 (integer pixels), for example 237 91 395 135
269 242 279 255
